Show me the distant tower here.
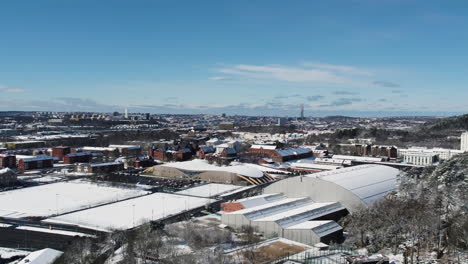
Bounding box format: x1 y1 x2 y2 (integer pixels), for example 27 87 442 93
124 108 128 119
461 132 468 152
300 104 304 119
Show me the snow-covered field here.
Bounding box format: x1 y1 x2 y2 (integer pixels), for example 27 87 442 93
44 193 215 231
0 180 149 219
176 183 242 198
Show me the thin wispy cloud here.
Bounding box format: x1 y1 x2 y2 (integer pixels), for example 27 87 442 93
302 62 372 76
217 62 371 85
208 76 232 81
332 90 360 95
391 90 404 94
373 80 400 88
306 95 325 102
319 98 363 108
0 85 27 93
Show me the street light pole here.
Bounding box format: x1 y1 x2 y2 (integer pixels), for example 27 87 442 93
55 194 59 215
132 204 135 227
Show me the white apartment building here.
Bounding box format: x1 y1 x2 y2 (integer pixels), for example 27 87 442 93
461 132 468 152
398 147 462 161
403 152 437 166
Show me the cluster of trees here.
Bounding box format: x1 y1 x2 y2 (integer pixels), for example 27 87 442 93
55 221 239 264
304 126 461 153
344 153 468 262
421 114 468 131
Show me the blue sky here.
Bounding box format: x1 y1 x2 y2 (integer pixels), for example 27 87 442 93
1 0 467 116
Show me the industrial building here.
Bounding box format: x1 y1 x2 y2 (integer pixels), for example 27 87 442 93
398 147 463 162
146 159 275 185
249 146 313 163
402 152 437 166
74 161 124 174
221 165 399 246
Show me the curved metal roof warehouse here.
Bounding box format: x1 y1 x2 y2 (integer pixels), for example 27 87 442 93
264 164 399 212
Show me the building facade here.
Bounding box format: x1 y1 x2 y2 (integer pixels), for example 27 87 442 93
0 154 16 169
17 155 54 171
402 153 437 166
64 152 93 164
52 146 71 161
461 132 468 152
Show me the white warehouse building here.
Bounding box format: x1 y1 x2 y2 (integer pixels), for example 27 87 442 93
221 165 399 246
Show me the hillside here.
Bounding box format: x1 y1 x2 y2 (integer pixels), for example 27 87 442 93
420 114 468 131
345 152 468 262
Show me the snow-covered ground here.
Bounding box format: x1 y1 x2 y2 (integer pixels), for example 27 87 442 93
0 247 29 259
44 193 215 231
20 175 64 183
0 180 149 219
176 183 242 198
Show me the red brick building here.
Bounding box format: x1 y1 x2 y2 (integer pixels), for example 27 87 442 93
0 154 16 169
248 145 278 156
64 152 92 164
198 146 216 159
176 149 192 161
151 147 193 162
220 147 238 159
133 157 156 168
52 146 71 161
17 155 54 172
270 147 313 162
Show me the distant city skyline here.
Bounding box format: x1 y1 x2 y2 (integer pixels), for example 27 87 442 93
1 0 467 116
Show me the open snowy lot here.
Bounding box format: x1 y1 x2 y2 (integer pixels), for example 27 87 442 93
0 180 149 219
176 183 242 198
44 193 215 231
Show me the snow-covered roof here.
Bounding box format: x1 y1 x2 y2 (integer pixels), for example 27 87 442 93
306 165 399 205
227 197 310 218
285 220 343 237
161 159 265 178
109 145 141 150
277 147 312 157
289 162 342 171
19 155 54 162
0 168 14 175
89 161 123 167
81 146 117 152
66 152 92 157
200 146 215 153
18 248 63 264
250 144 277 150
331 155 384 162
176 183 242 198
253 202 341 223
